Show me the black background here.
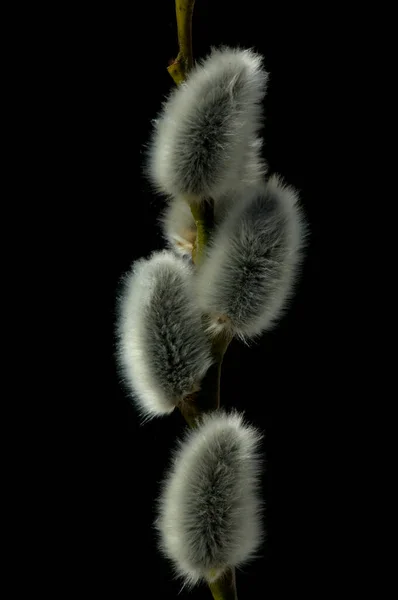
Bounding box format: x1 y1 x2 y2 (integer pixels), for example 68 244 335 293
42 1 351 597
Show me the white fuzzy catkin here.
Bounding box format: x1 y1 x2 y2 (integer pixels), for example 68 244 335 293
195 175 307 339
116 251 213 420
156 411 263 587
147 47 268 202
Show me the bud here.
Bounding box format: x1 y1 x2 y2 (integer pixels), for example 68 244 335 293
116 251 213 420
147 47 268 202
159 191 247 259
195 175 307 339
156 411 263 587
159 196 197 258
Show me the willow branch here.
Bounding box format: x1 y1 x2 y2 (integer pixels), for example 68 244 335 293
208 568 238 600
168 0 196 85
190 199 214 265
167 3 238 598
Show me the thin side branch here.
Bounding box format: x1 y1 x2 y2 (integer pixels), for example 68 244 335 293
178 330 232 426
